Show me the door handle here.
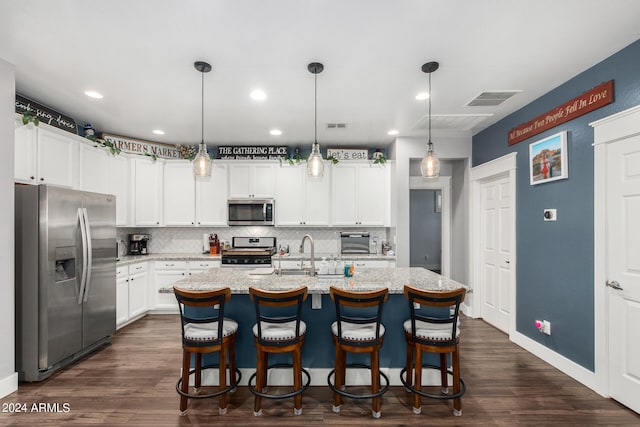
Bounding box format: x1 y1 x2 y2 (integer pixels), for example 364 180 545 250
606 280 623 290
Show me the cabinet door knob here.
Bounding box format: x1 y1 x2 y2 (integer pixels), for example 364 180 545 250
40 177 44 181
30 176 34 180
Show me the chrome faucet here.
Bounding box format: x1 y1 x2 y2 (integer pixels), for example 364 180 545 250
299 234 316 276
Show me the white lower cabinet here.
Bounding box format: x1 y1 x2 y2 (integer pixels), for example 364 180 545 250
152 260 220 312
116 263 149 329
153 261 187 312
116 267 129 328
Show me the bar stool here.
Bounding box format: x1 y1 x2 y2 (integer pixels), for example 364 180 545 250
248 286 310 416
400 285 466 416
173 287 241 416
327 286 389 419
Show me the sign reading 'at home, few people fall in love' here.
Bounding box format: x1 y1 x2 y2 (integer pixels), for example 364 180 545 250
508 80 614 145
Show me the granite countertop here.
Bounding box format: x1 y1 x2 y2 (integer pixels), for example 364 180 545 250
165 267 464 295
117 252 395 267
117 253 221 266
272 252 395 262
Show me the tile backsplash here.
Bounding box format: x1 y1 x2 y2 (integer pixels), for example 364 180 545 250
117 227 390 255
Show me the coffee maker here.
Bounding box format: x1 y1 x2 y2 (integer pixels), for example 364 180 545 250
128 234 150 255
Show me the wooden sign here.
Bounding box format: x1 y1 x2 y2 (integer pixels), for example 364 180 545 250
327 148 368 160
15 94 77 134
217 146 288 160
508 80 614 145
102 133 182 159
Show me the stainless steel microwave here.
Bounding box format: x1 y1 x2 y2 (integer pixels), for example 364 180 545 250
227 198 275 226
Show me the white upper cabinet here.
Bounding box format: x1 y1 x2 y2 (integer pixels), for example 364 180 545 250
196 162 228 226
14 120 38 184
356 164 388 226
108 154 130 226
228 162 276 198
331 162 389 226
15 119 79 189
80 142 130 226
163 161 196 226
132 157 163 226
36 126 80 188
276 163 330 226
80 142 110 194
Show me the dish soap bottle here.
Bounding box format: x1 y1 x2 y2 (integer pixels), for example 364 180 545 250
320 257 329 275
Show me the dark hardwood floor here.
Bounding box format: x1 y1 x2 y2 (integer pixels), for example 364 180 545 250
1 314 638 426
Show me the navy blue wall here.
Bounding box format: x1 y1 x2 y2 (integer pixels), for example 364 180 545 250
472 39 640 370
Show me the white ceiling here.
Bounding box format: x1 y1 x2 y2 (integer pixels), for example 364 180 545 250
1 1 640 149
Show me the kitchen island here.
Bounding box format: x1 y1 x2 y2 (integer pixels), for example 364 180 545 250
165 266 462 294
165 267 466 385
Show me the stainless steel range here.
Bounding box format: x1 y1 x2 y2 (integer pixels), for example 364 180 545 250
221 237 276 267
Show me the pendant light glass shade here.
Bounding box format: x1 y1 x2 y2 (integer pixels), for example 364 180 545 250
193 141 212 176
420 141 440 178
420 61 440 179
307 62 324 177
307 142 324 177
193 61 212 177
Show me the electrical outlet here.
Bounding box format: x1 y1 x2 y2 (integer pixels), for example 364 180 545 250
543 209 557 221
535 319 552 335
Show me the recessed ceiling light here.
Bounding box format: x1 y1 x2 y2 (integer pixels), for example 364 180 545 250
270 129 282 136
387 129 399 136
250 89 267 101
84 90 103 99
415 92 430 101
152 129 165 135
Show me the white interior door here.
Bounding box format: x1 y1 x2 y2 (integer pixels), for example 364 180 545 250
607 134 640 413
480 174 512 333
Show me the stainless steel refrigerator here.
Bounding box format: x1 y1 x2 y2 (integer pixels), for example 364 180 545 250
15 184 116 381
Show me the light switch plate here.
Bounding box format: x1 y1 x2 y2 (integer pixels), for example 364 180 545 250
312 293 322 309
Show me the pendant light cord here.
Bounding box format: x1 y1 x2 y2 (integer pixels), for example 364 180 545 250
201 70 205 144
314 71 318 144
428 71 432 144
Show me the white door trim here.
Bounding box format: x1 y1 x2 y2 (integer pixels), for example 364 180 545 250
469 153 517 329
590 103 640 397
409 176 451 278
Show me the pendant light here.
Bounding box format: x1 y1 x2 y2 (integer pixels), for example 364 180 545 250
307 62 324 177
193 61 212 177
420 61 440 179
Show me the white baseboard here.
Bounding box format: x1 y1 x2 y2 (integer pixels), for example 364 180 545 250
190 367 448 388
510 331 601 395
0 372 18 399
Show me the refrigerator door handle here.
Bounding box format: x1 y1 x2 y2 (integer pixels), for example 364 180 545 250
78 208 89 304
82 208 93 303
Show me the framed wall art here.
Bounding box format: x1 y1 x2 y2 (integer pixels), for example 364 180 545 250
529 131 568 185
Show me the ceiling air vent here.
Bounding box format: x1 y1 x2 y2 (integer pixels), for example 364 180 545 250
466 91 520 107
326 123 347 129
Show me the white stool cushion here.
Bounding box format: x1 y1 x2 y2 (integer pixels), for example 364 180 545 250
184 318 238 341
253 320 306 341
403 319 461 341
331 321 385 341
